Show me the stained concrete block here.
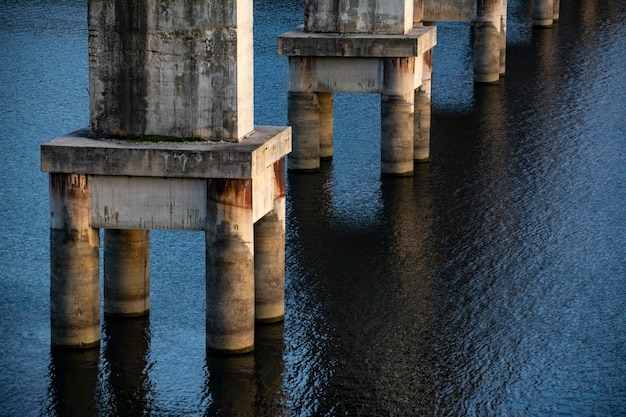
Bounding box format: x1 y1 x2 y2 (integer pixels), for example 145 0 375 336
278 26 437 58
88 0 254 142
305 0 413 34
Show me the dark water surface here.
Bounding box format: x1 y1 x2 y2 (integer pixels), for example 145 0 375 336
1 0 624 416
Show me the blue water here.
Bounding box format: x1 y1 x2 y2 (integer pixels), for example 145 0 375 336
1 0 625 416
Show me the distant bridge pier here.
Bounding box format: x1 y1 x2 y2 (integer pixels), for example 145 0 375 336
474 0 507 84
416 0 508 84
533 0 561 27
279 0 437 175
42 0 290 354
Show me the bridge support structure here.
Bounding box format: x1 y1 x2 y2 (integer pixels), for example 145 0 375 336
278 0 437 174
532 0 561 27
41 0 291 354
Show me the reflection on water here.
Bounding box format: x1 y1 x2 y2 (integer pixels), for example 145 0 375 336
0 0 625 416
46 349 99 417
204 324 286 416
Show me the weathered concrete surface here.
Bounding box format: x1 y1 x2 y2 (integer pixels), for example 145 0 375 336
88 0 254 141
206 178 255 353
414 49 433 161
278 26 436 58
474 0 506 84
91 176 207 230
49 173 100 348
305 0 413 34
381 57 415 176
279 25 436 172
419 0 476 22
254 160 286 323
41 127 291 179
104 229 150 316
533 0 557 27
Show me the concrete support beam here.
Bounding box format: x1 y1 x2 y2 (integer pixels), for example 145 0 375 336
381 58 415 176
49 174 100 348
206 178 255 354
104 229 150 316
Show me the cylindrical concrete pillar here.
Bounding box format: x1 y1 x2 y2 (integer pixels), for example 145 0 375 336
382 57 415 176
474 0 503 84
500 0 508 75
533 0 554 27
206 178 255 354
287 57 320 171
318 92 334 160
287 91 321 171
254 160 286 323
49 173 100 349
553 0 560 22
414 50 432 162
104 229 150 317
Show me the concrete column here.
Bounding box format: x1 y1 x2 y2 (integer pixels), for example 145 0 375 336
287 57 320 171
319 92 334 160
104 229 150 316
254 162 286 323
413 0 424 25
49 174 100 348
382 57 415 176
500 0 508 75
474 0 503 84
553 0 560 22
206 178 255 354
533 0 554 27
414 49 432 162
88 0 254 141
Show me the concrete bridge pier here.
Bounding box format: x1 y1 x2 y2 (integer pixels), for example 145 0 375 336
279 0 437 176
43 0 291 354
414 49 433 162
319 93 334 160
254 164 286 323
474 0 507 84
382 57 416 176
49 174 100 348
104 229 150 317
533 0 561 27
206 178 256 354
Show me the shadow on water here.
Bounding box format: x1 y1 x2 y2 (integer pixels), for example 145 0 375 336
285 163 439 415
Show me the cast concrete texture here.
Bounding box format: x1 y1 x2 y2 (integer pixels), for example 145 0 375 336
42 127 290 179
305 0 413 34
278 26 436 58
418 0 476 22
88 0 254 142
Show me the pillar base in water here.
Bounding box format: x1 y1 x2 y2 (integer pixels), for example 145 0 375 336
278 27 437 176
104 229 150 317
42 127 291 353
